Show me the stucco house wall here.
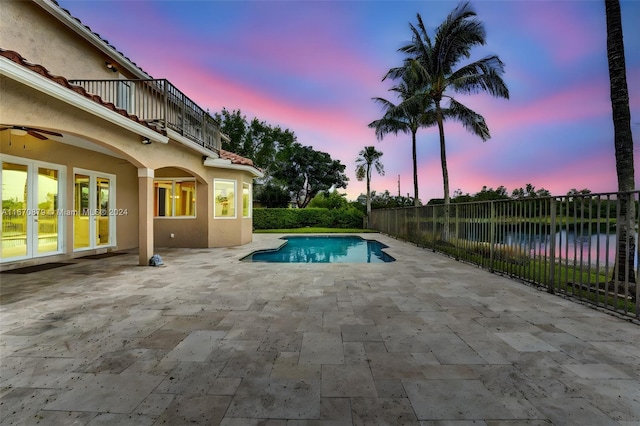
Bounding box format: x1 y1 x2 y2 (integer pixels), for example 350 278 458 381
1 0 135 80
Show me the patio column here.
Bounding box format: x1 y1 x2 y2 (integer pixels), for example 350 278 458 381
138 168 154 266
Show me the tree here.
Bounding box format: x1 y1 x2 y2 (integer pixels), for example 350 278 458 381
217 108 249 157
255 183 291 208
605 0 636 284
216 108 296 179
369 63 435 206
511 183 549 199
309 190 348 210
246 118 296 179
272 143 348 208
369 190 418 209
388 2 509 206
477 185 509 201
567 188 592 197
355 146 385 217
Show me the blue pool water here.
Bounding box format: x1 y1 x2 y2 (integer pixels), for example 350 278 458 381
242 236 395 263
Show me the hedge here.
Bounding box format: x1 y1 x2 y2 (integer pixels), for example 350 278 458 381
253 208 363 229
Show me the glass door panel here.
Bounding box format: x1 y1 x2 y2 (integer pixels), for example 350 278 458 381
1 163 28 258
97 177 110 246
74 174 90 249
73 171 114 251
37 167 59 254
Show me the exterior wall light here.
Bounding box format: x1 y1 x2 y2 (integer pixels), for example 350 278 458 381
105 62 118 72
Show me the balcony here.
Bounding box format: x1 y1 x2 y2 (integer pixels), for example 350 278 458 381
68 79 221 153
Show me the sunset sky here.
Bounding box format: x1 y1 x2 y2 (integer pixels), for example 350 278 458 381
57 0 640 202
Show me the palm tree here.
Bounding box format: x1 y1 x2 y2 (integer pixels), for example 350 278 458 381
355 146 385 218
387 1 509 206
369 63 436 206
605 0 636 284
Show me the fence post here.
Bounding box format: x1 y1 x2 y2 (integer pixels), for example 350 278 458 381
636 192 639 319
432 205 436 249
548 198 557 294
489 201 495 272
415 206 420 246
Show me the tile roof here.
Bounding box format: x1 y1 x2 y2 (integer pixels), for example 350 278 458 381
219 149 257 167
0 48 162 134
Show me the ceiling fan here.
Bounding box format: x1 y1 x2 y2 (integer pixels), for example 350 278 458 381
0 125 63 140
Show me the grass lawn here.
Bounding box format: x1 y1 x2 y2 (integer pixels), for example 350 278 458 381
254 227 377 234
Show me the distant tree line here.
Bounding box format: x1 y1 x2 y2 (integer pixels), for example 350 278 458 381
443 183 551 203
411 184 629 220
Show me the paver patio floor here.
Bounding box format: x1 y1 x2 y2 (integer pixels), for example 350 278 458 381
1 233 639 425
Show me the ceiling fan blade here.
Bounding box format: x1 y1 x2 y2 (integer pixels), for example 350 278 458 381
31 128 63 137
27 130 48 140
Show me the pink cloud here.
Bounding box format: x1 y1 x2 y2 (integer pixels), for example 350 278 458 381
459 82 611 137
235 27 378 84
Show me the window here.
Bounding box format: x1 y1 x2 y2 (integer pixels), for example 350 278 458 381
154 179 196 217
242 183 251 218
214 179 235 218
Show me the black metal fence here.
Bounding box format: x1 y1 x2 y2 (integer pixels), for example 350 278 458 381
369 191 639 319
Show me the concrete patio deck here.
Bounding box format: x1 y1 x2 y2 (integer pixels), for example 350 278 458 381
1 233 639 425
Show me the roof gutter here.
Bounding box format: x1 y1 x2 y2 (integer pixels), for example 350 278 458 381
203 157 264 178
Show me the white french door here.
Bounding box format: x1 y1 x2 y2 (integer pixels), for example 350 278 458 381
1 156 65 261
73 169 116 251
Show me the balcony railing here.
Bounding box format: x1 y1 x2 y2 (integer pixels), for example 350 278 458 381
68 79 221 153
369 191 640 320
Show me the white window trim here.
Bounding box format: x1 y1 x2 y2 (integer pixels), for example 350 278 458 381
242 182 252 218
214 179 237 219
154 178 197 219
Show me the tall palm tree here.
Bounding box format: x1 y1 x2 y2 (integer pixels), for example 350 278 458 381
387 1 509 206
605 0 636 284
355 146 385 217
369 63 436 206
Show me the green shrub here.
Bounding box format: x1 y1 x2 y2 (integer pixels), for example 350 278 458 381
329 207 364 228
254 207 363 229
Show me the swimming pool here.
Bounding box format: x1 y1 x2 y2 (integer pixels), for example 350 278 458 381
241 236 395 263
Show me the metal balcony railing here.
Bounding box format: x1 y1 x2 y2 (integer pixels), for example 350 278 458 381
68 79 221 153
369 191 640 320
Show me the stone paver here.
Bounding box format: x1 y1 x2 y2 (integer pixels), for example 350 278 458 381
1 233 640 424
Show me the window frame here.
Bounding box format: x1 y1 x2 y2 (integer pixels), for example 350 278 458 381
1 155 67 261
242 182 252 218
153 178 197 219
214 179 236 219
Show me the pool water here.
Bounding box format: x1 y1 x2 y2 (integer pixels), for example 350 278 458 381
241 236 395 263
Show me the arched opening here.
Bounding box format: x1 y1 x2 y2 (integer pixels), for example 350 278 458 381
1 126 150 265
153 166 209 248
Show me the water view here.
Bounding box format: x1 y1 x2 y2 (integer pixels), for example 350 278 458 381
500 230 639 268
